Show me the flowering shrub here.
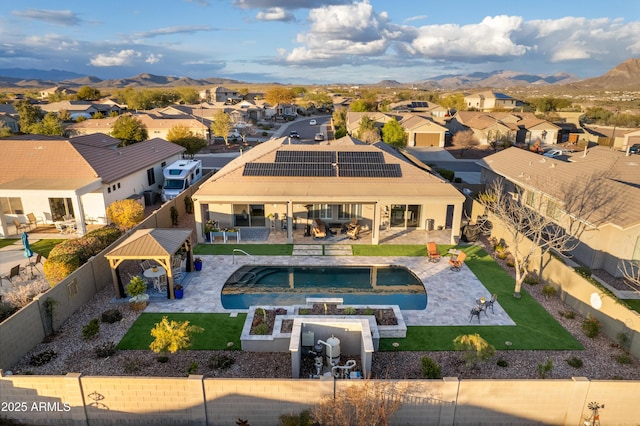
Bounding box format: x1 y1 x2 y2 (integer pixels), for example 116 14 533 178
582 315 601 338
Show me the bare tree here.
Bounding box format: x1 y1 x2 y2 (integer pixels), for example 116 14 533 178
618 260 640 294
479 174 622 298
314 380 402 426
452 130 479 157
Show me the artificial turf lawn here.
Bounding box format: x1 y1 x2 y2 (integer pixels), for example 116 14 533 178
119 244 583 352
117 313 246 351
0 238 65 257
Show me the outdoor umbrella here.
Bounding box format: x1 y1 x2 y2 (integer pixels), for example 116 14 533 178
22 231 33 259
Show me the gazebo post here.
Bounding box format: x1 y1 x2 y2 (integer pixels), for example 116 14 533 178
110 260 125 299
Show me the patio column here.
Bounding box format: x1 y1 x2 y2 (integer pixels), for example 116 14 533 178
286 200 293 243
450 202 463 245
371 202 381 245
72 192 87 236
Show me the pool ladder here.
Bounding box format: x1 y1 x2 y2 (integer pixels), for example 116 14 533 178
232 248 254 264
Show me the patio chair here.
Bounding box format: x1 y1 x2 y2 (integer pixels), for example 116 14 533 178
54 222 69 234
171 256 183 282
1 264 21 288
27 253 43 275
484 293 497 314
154 274 167 293
13 219 28 234
427 242 441 262
312 219 327 239
346 225 361 240
449 251 467 271
469 306 482 323
347 218 358 231
26 213 43 230
140 260 152 273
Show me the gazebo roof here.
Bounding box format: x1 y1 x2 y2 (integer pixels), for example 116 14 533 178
105 228 193 259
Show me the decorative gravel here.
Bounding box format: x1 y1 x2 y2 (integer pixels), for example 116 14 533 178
8 249 639 381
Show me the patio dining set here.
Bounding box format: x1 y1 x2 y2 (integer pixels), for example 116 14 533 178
1 254 43 289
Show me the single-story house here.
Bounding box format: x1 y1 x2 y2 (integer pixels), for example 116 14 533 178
464 91 517 111
479 146 640 277
0 134 185 238
346 112 449 147
192 136 465 245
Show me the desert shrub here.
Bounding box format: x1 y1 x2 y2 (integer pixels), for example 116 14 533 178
298 308 310 315
615 353 633 365
150 316 204 360
453 333 496 367
2 279 49 309
101 309 123 324
43 254 80 284
208 354 235 370
505 256 516 268
94 341 117 358
421 356 442 379
559 310 576 319
280 409 314 426
617 332 630 350
574 266 592 278
363 307 374 315
82 318 100 340
523 274 539 285
435 168 454 182
566 356 583 368
106 199 144 230
0 301 19 323
496 251 508 260
252 322 270 335
537 359 553 378
186 361 199 375
123 356 146 373
343 306 356 315
496 359 508 368
542 284 558 299
29 350 57 366
582 315 601 338
170 206 179 226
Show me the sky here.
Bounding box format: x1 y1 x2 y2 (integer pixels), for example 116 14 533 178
1 0 639 84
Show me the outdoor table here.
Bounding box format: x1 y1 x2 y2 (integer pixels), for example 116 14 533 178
143 266 166 280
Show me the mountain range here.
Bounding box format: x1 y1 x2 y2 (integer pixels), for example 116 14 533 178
0 58 639 90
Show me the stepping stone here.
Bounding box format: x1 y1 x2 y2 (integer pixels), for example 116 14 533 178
324 245 352 256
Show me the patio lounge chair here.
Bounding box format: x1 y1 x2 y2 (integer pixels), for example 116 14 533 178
13 219 28 234
1 264 21 288
346 218 358 231
449 251 467 271
312 219 326 239
427 242 441 262
26 213 43 230
346 225 361 240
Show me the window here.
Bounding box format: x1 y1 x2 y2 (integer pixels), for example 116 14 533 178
338 204 361 219
308 204 332 219
147 167 156 186
525 191 537 207
546 199 561 220
1 197 24 214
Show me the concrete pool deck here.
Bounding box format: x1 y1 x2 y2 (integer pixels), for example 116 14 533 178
145 252 516 327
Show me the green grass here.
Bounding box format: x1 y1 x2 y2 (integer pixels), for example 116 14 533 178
380 244 583 351
624 299 640 314
117 313 246 350
0 238 64 257
119 243 583 352
194 244 293 255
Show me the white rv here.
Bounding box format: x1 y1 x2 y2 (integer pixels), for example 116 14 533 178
161 159 203 202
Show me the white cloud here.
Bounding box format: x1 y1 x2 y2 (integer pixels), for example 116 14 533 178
90 49 141 67
145 53 163 64
256 7 294 21
12 9 81 26
133 25 213 39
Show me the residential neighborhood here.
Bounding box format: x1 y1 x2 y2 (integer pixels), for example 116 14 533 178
1 77 640 425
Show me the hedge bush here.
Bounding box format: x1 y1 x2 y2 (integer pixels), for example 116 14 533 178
43 226 122 284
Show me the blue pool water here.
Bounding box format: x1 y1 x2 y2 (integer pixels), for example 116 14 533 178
221 265 427 310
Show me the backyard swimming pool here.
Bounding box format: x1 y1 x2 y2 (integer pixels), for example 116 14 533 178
221 265 427 309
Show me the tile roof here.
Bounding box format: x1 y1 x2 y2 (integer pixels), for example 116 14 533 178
479 147 640 228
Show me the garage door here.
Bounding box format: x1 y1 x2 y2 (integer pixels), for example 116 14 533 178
414 133 440 146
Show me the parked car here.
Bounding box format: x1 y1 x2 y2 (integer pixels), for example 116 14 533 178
309 119 317 125
289 131 300 139
314 133 324 141
629 144 640 154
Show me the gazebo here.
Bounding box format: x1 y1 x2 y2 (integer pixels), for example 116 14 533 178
105 228 194 299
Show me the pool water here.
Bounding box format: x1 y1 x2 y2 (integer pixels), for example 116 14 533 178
221 265 427 310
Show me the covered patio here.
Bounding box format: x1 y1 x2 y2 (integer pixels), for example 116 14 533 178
105 228 195 299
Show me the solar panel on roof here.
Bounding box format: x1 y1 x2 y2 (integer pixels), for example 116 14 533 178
243 162 335 177
276 150 335 163
338 151 384 164
338 163 401 178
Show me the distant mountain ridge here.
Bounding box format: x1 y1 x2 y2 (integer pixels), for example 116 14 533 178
1 58 639 90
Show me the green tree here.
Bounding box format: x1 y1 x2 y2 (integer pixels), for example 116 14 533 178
441 93 465 114
75 86 102 101
150 316 203 360
174 87 199 104
264 87 295 105
211 110 232 145
57 109 72 122
14 99 44 132
332 107 347 129
381 118 406 148
166 125 207 156
357 115 380 142
106 199 144 230
111 115 148 145
350 99 375 112
452 130 479 157
453 333 496 367
28 112 64 136
0 123 13 137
